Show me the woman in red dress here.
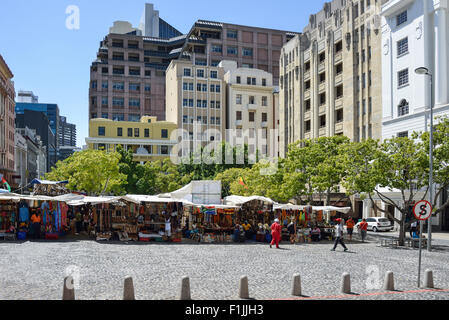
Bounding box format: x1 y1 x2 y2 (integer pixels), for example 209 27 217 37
270 219 282 249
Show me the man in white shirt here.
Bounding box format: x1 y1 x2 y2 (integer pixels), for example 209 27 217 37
331 218 348 252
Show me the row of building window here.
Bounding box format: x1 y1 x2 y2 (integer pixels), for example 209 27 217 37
182 82 221 92
183 68 218 79
182 99 221 108
91 81 151 92
236 111 268 122
236 95 269 106
98 127 169 138
182 116 221 125
96 144 171 155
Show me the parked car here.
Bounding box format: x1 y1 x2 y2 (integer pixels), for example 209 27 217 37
355 217 394 232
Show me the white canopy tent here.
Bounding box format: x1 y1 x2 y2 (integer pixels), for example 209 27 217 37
224 195 275 206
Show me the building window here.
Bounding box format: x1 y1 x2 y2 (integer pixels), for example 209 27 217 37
117 128 123 137
134 128 140 137
396 11 407 26
129 98 140 107
183 115 188 123
319 93 326 105
249 112 255 122
197 69 204 78
129 83 140 92
202 84 208 92
336 85 343 98
398 131 409 138
215 85 221 92
336 109 343 123
101 97 108 106
211 45 222 53
227 30 238 39
128 114 140 122
195 59 207 66
112 113 124 121
236 111 242 121
210 70 218 79
227 46 238 55
91 81 97 89
129 68 140 76
398 99 409 117
161 129 168 138
305 120 311 132
397 38 409 57
236 94 242 105
160 146 169 155
320 115 326 128
319 52 325 63
262 78 267 87
305 99 311 112
262 96 268 106
242 48 253 57
249 96 255 104
128 128 133 137
112 97 124 107
262 113 267 122
319 72 326 83
398 69 409 87
113 82 124 91
197 83 202 92
98 127 105 136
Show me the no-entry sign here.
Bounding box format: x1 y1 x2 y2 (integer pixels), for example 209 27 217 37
413 200 433 221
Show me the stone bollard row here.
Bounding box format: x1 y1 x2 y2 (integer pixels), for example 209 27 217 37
62 270 438 300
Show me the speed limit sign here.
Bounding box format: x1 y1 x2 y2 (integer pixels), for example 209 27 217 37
413 200 432 221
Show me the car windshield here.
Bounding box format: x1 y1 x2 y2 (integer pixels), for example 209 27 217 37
379 219 389 223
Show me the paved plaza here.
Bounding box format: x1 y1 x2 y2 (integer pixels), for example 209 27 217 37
1 234 449 300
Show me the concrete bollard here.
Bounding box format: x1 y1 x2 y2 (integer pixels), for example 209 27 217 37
180 276 191 300
341 273 351 294
424 270 434 289
123 277 135 300
383 271 395 291
239 276 249 299
292 274 302 296
62 276 75 300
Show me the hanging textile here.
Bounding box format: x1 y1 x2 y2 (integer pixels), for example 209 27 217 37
61 203 68 228
41 202 49 225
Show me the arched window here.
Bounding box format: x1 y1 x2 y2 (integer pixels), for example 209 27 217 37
398 99 409 117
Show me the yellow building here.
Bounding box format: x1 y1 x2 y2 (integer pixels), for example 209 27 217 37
86 116 178 162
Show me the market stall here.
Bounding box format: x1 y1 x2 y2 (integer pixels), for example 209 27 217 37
182 202 238 243
121 195 184 243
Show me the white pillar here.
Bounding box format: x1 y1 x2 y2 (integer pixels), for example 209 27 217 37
434 7 449 105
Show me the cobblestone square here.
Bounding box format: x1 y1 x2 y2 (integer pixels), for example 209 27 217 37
1 235 449 300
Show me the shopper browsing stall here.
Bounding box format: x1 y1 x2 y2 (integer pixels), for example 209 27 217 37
270 219 281 249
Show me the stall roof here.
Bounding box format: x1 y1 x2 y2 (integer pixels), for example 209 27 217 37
30 179 69 185
121 194 185 204
66 196 122 206
224 195 275 206
273 203 352 214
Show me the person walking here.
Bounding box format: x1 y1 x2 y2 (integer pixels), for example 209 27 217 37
30 211 42 240
287 220 296 244
331 218 348 252
410 220 418 238
346 217 355 242
358 219 368 242
270 219 282 249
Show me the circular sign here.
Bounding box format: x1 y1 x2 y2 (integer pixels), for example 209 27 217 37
413 200 432 221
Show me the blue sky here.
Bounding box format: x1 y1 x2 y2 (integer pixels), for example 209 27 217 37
0 0 327 147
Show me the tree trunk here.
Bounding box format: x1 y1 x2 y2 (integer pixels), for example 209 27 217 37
398 215 406 247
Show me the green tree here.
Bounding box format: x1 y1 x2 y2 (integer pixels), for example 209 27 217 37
46 149 126 195
342 138 429 246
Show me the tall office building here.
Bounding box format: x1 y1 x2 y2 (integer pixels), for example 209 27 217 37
0 54 16 184
279 0 387 157
179 20 298 86
89 3 299 124
59 116 76 147
15 110 56 172
166 59 226 157
89 3 185 122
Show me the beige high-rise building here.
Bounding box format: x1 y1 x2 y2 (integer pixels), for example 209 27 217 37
166 59 226 156
279 0 386 157
220 60 277 158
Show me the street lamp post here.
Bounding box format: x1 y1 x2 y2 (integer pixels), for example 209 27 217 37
415 67 433 252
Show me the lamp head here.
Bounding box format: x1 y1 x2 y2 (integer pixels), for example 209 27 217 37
415 67 430 75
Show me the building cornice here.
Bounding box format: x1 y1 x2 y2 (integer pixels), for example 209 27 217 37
85 137 177 145
382 104 449 126
381 0 415 17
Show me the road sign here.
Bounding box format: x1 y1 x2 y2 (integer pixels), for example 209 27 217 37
413 200 432 221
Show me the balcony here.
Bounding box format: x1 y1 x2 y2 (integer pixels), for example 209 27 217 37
247 103 257 111
304 111 311 121
319 105 326 115
319 82 326 92
319 127 327 136
235 120 242 127
335 97 343 108
335 51 343 63
261 122 268 128
304 89 311 99
304 70 310 80
318 62 325 72
335 73 343 84
335 122 344 133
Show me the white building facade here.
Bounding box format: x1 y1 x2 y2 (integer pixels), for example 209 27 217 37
381 0 449 139
381 0 449 231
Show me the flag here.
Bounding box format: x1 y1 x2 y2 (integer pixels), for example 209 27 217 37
1 177 11 192
239 177 248 189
